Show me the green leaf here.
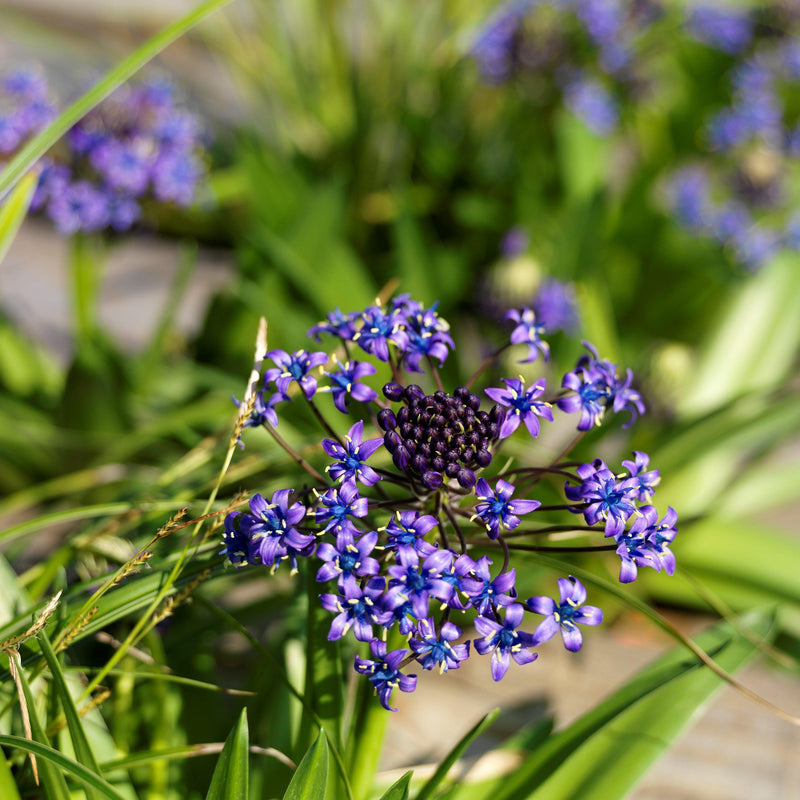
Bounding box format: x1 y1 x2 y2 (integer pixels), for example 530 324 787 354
458 611 773 800
0 735 129 800
38 632 103 800
680 252 800 417
0 0 235 199
393 193 434 303
0 170 37 266
205 708 250 800
300 569 343 754
283 730 329 800
642 517 800 632
378 771 413 800
0 500 184 546
10 656 73 800
414 709 499 800
0 750 22 800
555 109 612 201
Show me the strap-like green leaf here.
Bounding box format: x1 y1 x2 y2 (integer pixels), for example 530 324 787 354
7 660 74 800
453 610 774 800
414 709 499 800
0 734 128 800
0 0 235 200
38 631 103 800
0 748 22 800
378 771 413 800
283 730 329 800
205 708 250 800
0 171 37 267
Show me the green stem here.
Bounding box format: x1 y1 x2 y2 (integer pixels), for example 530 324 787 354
69 233 105 348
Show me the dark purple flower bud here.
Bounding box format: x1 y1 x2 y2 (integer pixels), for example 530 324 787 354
445 462 460 478
383 382 404 401
411 454 429 473
377 408 397 431
393 446 411 471
457 468 477 489
384 431 401 452
404 384 424 402
476 449 493 468
422 471 443 489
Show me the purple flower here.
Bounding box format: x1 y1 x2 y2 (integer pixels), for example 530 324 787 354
532 279 580 334
233 388 284 430
352 306 410 362
152 150 202 206
386 548 456 620
105 191 141 232
322 420 383 486
264 349 329 399
564 77 619 136
409 618 470 672
246 490 314 572
47 180 110 235
565 460 639 537
459 556 517 616
316 529 381 589
473 478 541 539
473 603 538 681
3 67 48 101
402 304 455 373
527 576 603 652
557 367 609 430
308 308 359 342
381 511 438 561
687 4 752 54
485 377 553 439
354 639 417 711
30 161 70 212
557 342 644 430
504 308 550 363
666 167 713 231
615 505 678 583
315 481 369 542
621 451 660 503
321 360 378 413
320 577 392 642
500 226 529 258
471 3 526 84
733 226 780 272
90 139 153 195
221 511 254 567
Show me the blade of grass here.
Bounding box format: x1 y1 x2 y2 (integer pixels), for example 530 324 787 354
205 709 250 800
7 653 71 799
0 735 129 800
413 710 499 800
0 170 38 266
379 772 413 800
0 0 236 200
283 730 329 800
38 632 102 800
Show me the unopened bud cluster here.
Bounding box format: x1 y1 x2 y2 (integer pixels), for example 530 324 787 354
378 383 502 490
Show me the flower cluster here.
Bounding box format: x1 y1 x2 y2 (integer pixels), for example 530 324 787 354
667 5 800 270
0 67 57 156
1 68 207 235
224 296 677 711
471 0 663 134
564 453 675 582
